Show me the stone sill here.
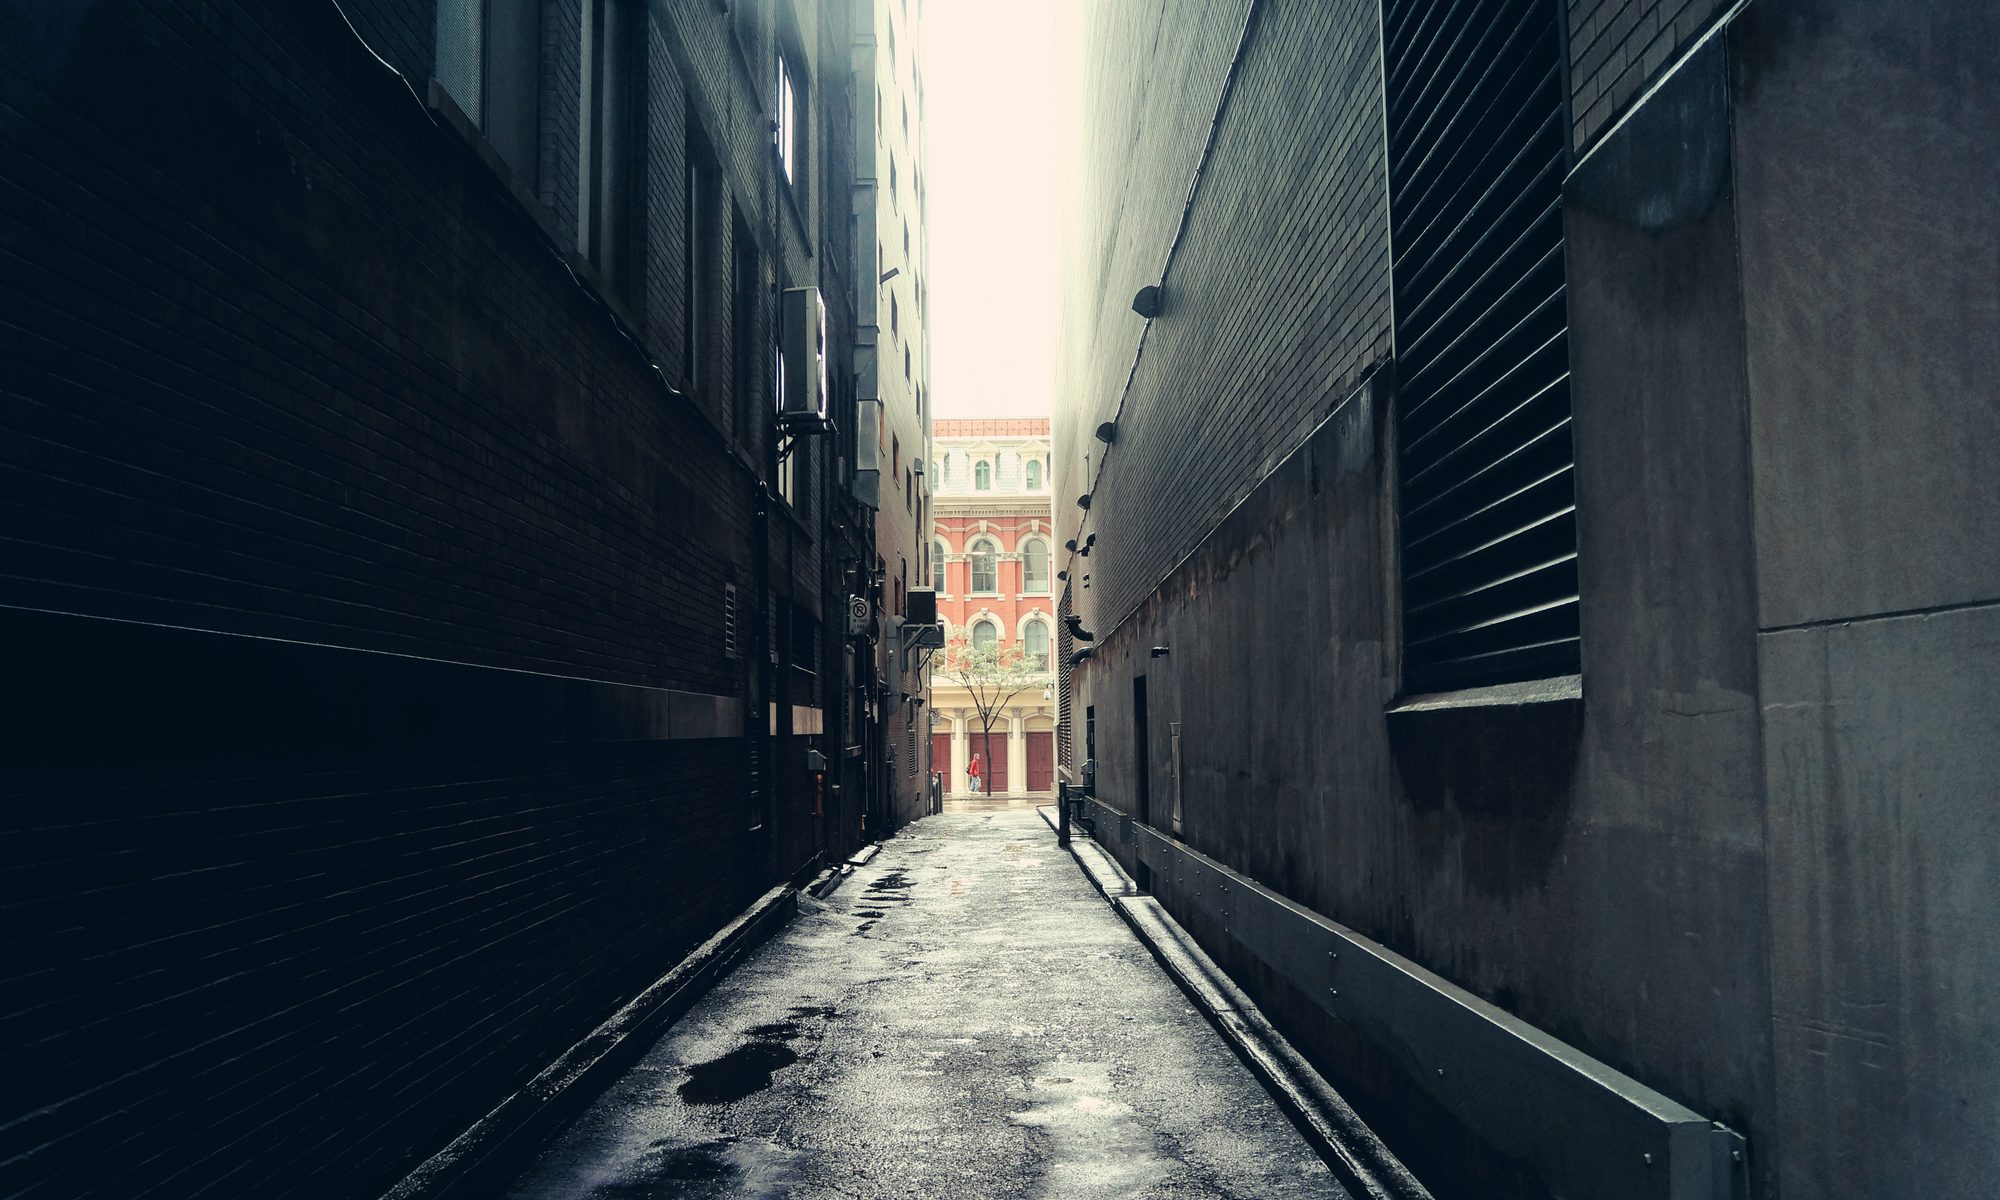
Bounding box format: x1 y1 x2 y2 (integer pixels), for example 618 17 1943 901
1386 673 1583 719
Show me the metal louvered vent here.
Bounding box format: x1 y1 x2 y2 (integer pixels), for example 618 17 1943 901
1385 0 1579 692
723 583 740 658
1056 589 1075 772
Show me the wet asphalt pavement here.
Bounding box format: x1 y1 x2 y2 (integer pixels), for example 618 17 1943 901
503 810 1349 1200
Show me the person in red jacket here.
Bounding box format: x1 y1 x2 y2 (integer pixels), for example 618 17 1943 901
967 752 983 795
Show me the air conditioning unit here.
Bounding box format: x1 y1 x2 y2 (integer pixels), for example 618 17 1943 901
905 587 936 626
781 286 828 418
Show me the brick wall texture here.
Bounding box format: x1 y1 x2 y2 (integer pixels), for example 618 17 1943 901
1569 0 1731 150
1055 0 1393 637
1056 0 1736 635
0 0 854 1195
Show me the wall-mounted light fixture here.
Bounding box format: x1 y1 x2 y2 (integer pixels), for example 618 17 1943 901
879 266 901 284
1057 570 1068 582
1131 285 1162 318
1150 645 1171 658
1065 615 1096 642
1064 538 1078 552
1077 494 1092 510
1094 421 1118 445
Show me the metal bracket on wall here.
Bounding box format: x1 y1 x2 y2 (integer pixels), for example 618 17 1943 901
776 415 833 464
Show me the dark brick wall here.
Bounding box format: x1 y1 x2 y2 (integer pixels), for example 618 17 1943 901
3 0 750 692
335 0 434 84
1055 0 1391 637
4 734 754 1200
1568 0 1730 151
0 0 856 1194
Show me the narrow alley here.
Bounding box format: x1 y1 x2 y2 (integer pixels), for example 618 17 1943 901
503 811 1348 1200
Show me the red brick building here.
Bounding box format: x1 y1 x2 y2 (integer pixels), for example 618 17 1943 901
930 418 1056 795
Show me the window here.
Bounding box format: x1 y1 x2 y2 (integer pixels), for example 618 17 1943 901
971 618 998 653
684 120 718 390
903 345 912 381
933 539 948 592
891 294 899 337
1023 619 1051 671
1025 460 1042 490
434 0 485 124
974 461 991 490
774 342 798 506
776 54 798 186
1021 538 1050 594
435 1 545 188
581 0 643 306
892 435 901 481
1384 0 1577 690
730 210 759 446
969 538 997 592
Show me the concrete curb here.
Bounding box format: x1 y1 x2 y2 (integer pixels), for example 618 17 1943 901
380 882 800 1200
1036 806 1432 1200
808 840 884 900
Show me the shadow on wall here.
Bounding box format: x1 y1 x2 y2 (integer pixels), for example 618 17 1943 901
1386 697 1582 898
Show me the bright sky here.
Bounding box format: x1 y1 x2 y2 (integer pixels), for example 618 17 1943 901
922 0 1073 420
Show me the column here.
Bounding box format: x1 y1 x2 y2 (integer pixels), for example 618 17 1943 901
1007 712 1026 798
950 713 968 793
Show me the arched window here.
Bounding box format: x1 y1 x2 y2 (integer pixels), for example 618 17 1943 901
974 461 991 490
1022 618 1051 671
1021 537 1050 593
969 538 998 592
1025 460 1042 489
932 539 948 592
971 618 999 653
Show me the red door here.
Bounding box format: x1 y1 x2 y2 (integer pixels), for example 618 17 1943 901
972 729 1008 793
931 734 954 793
1026 732 1054 794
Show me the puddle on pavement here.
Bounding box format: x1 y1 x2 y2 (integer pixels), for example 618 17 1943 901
633 1137 737 1184
597 1136 803 1197
865 870 913 894
674 1004 845 1103
677 1042 800 1105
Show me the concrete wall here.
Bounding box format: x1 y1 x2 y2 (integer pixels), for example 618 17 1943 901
1730 2 2000 1195
1060 1 1998 1196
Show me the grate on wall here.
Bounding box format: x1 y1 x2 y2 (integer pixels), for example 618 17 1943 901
1384 0 1580 692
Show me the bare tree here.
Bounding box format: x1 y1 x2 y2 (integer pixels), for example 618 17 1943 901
938 631 1047 792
